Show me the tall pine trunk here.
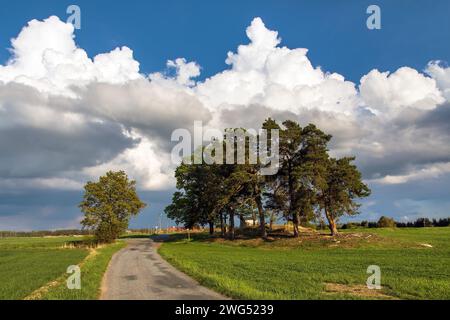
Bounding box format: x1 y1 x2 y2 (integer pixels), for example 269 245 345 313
208 221 214 236
269 211 275 232
292 212 300 238
229 210 235 240
220 213 226 238
239 214 246 229
255 195 267 239
288 162 299 238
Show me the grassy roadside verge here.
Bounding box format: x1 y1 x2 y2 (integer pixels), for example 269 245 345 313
36 241 127 300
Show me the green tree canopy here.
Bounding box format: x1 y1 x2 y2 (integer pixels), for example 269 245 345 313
265 121 331 237
166 119 370 239
318 157 371 235
80 171 147 243
377 216 396 228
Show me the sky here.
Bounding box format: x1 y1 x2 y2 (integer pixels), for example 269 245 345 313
0 0 449 230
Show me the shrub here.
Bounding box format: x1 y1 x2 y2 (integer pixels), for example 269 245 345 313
377 216 396 228
368 222 378 228
341 222 359 229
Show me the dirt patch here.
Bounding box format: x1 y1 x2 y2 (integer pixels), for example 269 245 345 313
324 283 398 300
205 231 386 250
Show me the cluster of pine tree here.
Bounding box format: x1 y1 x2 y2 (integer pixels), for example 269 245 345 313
165 119 370 239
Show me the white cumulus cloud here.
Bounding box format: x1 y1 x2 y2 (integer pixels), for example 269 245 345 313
1 15 450 194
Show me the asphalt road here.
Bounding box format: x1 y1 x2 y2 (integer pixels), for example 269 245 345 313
100 238 225 300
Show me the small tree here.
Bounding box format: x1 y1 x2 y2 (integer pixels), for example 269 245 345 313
80 171 146 243
377 216 396 228
319 157 371 236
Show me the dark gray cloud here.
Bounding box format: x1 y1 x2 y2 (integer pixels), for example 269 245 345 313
0 123 136 178
350 173 450 223
356 104 450 179
0 83 138 178
74 80 212 151
0 189 175 231
216 102 450 182
416 102 450 131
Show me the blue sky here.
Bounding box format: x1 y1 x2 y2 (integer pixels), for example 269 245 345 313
1 0 449 82
0 1 449 230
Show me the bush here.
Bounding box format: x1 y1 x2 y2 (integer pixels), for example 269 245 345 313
341 222 359 229
377 216 396 228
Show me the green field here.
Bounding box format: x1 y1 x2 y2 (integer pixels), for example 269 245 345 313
41 241 126 300
0 236 124 300
0 237 89 300
159 227 450 300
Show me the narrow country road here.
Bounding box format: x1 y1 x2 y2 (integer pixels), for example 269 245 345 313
100 238 226 300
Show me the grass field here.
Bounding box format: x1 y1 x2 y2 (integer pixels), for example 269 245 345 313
0 237 89 300
0 236 125 300
40 241 126 300
159 227 450 300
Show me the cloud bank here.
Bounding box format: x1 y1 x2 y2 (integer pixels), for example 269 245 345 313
1 16 450 229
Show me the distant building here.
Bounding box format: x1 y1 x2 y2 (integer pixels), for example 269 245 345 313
244 220 258 227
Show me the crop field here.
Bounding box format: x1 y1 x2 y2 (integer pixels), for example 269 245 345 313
159 227 450 300
0 236 125 300
0 237 89 299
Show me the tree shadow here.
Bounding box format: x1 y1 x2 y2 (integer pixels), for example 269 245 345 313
120 234 153 239
148 228 302 244
150 233 217 243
